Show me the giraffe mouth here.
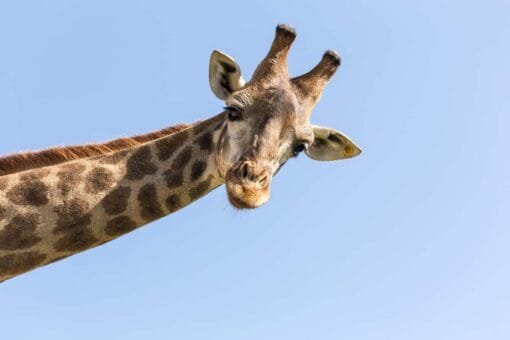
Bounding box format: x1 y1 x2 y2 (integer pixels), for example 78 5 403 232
226 182 271 209
225 166 271 209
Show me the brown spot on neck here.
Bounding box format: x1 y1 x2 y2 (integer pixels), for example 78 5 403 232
195 132 214 153
53 228 98 253
161 146 193 189
53 198 92 235
104 216 137 237
190 160 207 181
0 251 47 279
56 163 86 196
156 130 190 161
101 186 131 215
163 171 183 189
0 213 42 250
124 146 157 181
165 194 182 213
189 175 214 200
172 146 193 172
6 179 49 207
85 167 114 194
52 198 97 253
137 183 164 221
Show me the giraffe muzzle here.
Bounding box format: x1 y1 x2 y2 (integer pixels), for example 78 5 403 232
225 160 272 209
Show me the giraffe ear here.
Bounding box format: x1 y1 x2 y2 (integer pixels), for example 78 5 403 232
209 50 246 100
305 125 362 161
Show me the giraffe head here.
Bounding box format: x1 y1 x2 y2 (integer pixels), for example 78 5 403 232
209 25 361 209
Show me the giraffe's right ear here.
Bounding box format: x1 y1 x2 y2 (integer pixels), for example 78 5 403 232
209 50 245 100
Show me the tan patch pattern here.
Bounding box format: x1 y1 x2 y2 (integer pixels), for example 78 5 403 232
84 167 114 194
0 124 190 177
137 183 164 221
195 132 214 153
0 251 47 278
171 146 193 171
190 160 207 181
53 198 97 252
101 186 131 215
165 194 182 213
124 146 157 181
56 163 86 196
189 175 214 200
104 216 137 236
0 177 9 190
53 198 92 234
53 228 98 253
155 130 189 161
0 213 42 250
20 168 51 181
163 171 183 189
6 179 49 206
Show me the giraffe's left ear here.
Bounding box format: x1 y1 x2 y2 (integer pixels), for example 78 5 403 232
305 125 362 161
209 50 246 100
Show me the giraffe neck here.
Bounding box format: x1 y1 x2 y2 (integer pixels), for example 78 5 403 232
0 113 226 282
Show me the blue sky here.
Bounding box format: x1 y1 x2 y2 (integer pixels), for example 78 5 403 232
1 1 509 339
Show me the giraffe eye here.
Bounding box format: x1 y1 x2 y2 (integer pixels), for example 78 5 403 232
224 106 243 121
292 143 309 157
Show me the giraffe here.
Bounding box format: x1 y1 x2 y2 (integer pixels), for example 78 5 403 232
0 25 361 282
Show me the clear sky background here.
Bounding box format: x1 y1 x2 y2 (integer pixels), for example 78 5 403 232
0 1 509 339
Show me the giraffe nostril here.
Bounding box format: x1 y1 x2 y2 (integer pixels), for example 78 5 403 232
236 162 270 186
240 162 249 180
258 174 269 187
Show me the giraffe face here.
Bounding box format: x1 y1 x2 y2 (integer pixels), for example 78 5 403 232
214 85 314 209
209 25 362 209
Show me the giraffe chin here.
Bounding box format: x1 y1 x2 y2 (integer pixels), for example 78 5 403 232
225 174 271 209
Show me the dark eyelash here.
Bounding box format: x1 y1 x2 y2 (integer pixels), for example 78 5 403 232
223 105 241 111
224 106 243 121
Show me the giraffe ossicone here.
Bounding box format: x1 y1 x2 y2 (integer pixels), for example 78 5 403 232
0 25 361 282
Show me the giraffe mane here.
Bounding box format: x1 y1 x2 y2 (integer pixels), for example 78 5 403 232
0 123 193 177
